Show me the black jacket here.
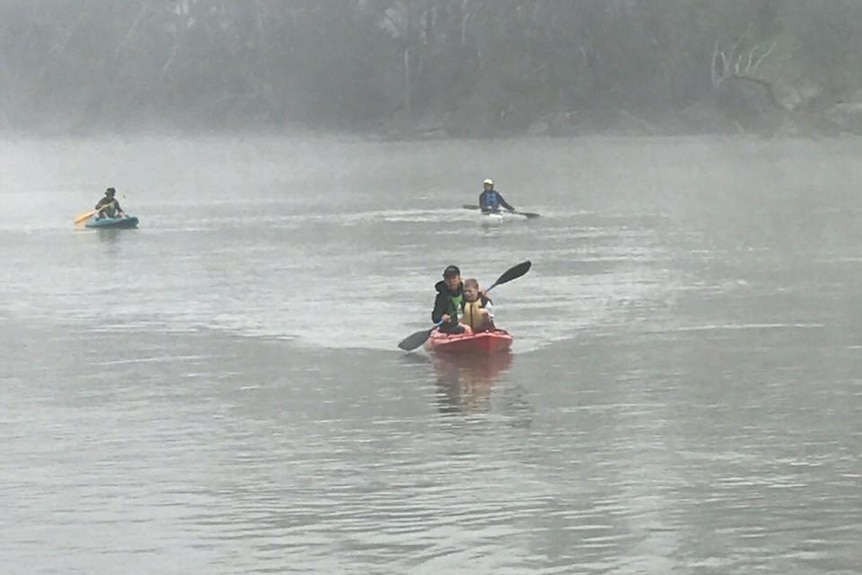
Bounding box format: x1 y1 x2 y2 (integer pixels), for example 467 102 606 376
432 280 463 325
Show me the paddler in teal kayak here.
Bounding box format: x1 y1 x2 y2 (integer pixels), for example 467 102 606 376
479 178 515 214
94 187 126 219
432 265 467 334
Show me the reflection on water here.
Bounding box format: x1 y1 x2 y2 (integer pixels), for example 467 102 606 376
72 226 135 244
432 352 513 414
94 228 133 245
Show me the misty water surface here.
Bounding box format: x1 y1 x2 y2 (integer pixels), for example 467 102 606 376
0 135 859 574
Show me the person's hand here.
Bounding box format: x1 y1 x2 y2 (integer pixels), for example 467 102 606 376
441 314 450 323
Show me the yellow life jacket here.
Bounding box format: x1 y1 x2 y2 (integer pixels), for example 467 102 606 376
462 299 488 331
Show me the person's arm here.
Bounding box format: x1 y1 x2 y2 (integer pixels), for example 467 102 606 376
94 198 107 210
431 293 448 323
499 195 515 212
483 301 494 319
114 199 124 214
478 191 487 210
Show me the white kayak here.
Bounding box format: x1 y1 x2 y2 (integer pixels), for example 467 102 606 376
480 211 504 225
478 210 525 225
464 204 541 223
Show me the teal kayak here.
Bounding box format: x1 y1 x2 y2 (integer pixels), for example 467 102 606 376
85 215 139 229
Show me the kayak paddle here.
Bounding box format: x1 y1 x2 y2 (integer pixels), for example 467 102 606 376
74 209 99 226
397 260 532 351
397 319 445 352
513 210 540 219
462 204 540 219
485 260 531 291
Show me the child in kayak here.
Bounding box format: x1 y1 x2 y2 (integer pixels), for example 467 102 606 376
432 265 466 334
460 278 495 333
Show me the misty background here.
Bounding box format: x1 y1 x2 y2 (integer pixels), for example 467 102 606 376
3 0 862 137
2 2 861 574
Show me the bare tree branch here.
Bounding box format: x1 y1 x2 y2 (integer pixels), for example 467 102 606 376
711 33 783 110
114 3 149 61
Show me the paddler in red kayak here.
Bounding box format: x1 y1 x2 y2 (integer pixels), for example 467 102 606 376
461 278 495 333
432 265 466 334
432 266 495 335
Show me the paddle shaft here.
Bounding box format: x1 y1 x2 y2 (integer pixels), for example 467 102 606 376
463 204 539 219
73 209 98 225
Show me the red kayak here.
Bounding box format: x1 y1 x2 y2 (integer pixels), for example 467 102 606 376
426 328 513 355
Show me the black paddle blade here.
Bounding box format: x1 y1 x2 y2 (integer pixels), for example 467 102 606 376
397 326 435 351
516 211 540 219
488 260 531 291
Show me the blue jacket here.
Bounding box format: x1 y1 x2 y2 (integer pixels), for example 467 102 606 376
479 189 514 212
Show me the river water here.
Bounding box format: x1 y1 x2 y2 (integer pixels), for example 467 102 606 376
0 135 859 574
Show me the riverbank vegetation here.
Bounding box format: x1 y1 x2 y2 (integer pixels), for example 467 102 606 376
3 1 862 137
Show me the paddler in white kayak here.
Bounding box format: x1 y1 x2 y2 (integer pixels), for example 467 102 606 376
478 178 516 214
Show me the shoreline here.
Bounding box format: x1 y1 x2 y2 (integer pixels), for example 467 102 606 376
2 105 862 142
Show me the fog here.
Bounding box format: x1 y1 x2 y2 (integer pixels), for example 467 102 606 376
3 0 862 136
3 3 861 574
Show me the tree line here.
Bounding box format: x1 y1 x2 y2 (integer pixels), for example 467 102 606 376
2 0 861 135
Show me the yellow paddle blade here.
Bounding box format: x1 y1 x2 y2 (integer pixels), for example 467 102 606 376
74 209 98 226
